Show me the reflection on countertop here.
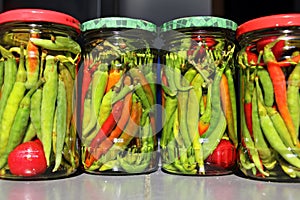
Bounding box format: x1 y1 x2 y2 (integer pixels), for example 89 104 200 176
1 169 300 200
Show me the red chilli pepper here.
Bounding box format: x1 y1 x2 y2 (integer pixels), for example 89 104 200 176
160 70 168 108
245 45 258 65
244 78 254 137
80 58 98 121
8 140 47 177
206 139 236 169
257 36 285 61
192 35 216 48
85 99 124 167
244 103 253 137
190 36 216 59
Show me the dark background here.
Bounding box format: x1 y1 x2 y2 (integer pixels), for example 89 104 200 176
2 0 300 26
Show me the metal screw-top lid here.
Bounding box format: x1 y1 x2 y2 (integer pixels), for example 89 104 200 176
236 14 300 40
160 16 238 32
82 17 157 32
0 9 80 33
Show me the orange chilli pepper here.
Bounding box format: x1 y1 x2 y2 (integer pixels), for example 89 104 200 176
267 61 299 145
25 33 40 88
105 61 122 93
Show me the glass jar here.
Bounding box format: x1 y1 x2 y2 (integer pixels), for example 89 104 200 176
236 14 300 182
160 16 238 175
80 17 159 174
0 9 81 179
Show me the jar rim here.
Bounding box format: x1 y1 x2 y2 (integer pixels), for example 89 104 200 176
0 8 81 33
81 17 157 32
160 16 238 32
236 13 300 40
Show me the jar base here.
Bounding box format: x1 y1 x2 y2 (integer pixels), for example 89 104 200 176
161 162 237 176
235 169 300 183
0 168 81 180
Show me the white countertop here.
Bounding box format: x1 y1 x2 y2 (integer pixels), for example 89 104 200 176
1 168 300 200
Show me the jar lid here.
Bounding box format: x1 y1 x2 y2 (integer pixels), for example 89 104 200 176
0 9 80 32
236 14 300 40
160 16 238 32
82 17 157 32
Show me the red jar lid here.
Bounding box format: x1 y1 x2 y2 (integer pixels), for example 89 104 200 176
236 14 300 40
0 9 80 32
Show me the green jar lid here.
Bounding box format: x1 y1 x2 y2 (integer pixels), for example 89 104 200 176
160 16 238 32
82 17 157 32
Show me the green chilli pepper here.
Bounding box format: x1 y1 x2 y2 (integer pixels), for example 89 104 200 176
238 148 256 174
30 88 42 140
173 107 184 148
58 63 75 136
174 155 197 174
164 122 177 165
129 67 155 106
134 82 151 110
0 79 43 169
187 88 200 142
160 95 178 148
111 84 134 105
164 54 177 94
190 73 204 114
83 64 108 136
53 78 67 172
256 72 296 154
56 54 77 79
224 66 238 142
0 60 4 89
266 107 295 149
84 89 114 145
30 36 81 55
134 82 153 127
287 63 300 138
252 80 276 169
202 66 226 160
22 122 37 143
99 160 119 171
198 83 212 136
182 67 197 85
118 152 151 173
257 68 274 107
172 53 193 91
62 141 75 169
258 96 300 169
52 110 58 155
187 88 204 173
0 44 14 59
279 159 300 178
241 103 270 177
177 90 192 148
82 90 92 136
97 89 114 126
0 58 17 127
0 56 27 154
143 53 156 102
41 55 58 166
141 117 154 153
